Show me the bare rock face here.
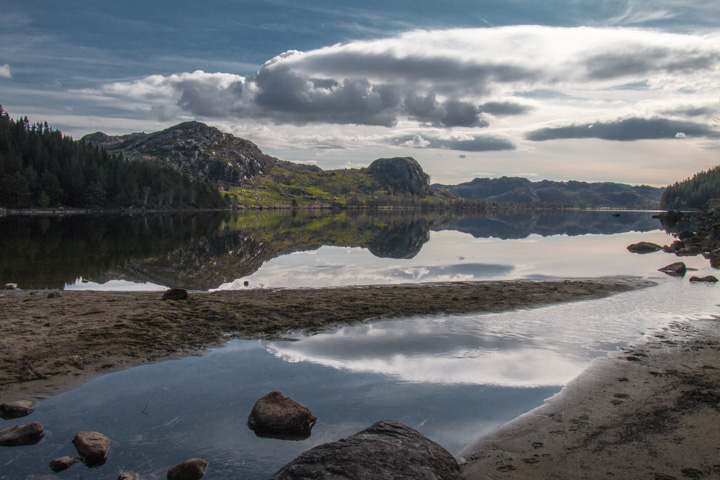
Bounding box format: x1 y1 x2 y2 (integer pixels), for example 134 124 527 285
0 400 35 419
658 262 687 277
72 431 110 466
270 420 460 480
167 458 208 480
0 422 44 446
366 157 432 196
49 456 82 472
627 241 662 254
247 391 317 436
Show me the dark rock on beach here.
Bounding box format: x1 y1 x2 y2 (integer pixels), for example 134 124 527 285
167 458 208 480
248 391 317 436
0 422 44 446
49 456 82 472
162 288 188 301
0 400 35 419
72 431 110 466
627 242 662 254
270 420 461 480
47 290 62 298
689 275 718 283
658 262 687 277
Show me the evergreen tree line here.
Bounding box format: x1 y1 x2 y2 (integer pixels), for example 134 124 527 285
0 106 224 209
660 164 720 209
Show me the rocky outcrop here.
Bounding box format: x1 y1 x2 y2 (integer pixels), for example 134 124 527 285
0 422 44 446
167 458 208 480
0 400 35 419
72 431 110 466
270 420 460 479
366 157 431 196
247 391 317 436
627 242 662 254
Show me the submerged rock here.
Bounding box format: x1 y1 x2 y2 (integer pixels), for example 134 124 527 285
72 431 110 466
167 458 208 480
118 471 140 480
0 422 44 446
0 400 35 419
627 242 662 254
162 288 188 300
658 262 687 277
248 391 317 435
49 456 82 472
270 420 461 479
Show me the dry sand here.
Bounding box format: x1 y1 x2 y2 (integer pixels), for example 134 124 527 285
0 278 649 402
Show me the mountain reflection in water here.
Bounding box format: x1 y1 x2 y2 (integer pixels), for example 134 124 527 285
0 210 662 290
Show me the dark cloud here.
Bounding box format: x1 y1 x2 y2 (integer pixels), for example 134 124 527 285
585 48 720 80
479 101 532 116
392 134 516 152
175 78 244 117
662 105 718 118
526 117 720 142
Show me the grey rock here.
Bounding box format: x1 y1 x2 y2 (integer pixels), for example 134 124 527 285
49 456 82 472
270 420 461 480
689 275 718 283
658 262 687 277
0 422 44 446
248 391 317 435
167 458 208 480
73 431 110 466
627 242 662 254
0 400 35 419
162 288 188 300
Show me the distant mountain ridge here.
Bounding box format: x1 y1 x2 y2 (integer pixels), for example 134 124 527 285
434 176 663 208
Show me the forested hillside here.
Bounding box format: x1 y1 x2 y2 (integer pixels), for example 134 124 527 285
660 165 720 209
0 106 224 209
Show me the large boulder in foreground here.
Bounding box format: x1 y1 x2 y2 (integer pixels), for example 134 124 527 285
248 391 317 436
72 431 110 466
0 422 44 446
270 420 461 480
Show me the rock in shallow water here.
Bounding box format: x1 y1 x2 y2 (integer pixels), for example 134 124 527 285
49 456 82 472
658 262 687 277
118 471 140 480
689 275 718 283
72 431 110 466
167 458 208 480
248 391 317 435
0 400 35 419
270 419 461 480
162 288 188 300
0 422 44 446
627 242 662 254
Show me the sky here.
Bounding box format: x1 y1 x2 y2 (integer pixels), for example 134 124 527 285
1 0 719 186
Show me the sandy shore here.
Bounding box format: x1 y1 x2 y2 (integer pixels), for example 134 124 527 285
459 314 720 479
0 278 650 403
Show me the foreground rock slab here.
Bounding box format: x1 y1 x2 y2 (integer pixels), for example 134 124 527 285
0 399 35 419
271 420 460 479
248 391 317 436
72 431 110 466
0 422 44 446
167 457 208 480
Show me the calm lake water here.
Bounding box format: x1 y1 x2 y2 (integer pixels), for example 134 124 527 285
0 210 718 479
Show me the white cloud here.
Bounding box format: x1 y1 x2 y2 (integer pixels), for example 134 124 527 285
0 64 11 78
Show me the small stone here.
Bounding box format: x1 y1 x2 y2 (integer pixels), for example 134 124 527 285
47 290 63 298
658 262 687 277
162 288 188 301
626 242 662 254
4 283 17 290
118 471 140 480
689 275 718 283
248 391 317 435
167 458 208 480
0 400 35 419
73 431 110 466
0 422 44 446
49 456 82 472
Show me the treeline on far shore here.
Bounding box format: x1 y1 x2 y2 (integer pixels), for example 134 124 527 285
660 164 720 210
0 106 225 209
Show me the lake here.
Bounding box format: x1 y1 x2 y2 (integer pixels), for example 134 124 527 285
0 210 718 479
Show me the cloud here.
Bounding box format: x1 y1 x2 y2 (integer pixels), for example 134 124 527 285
662 104 718 118
0 64 11 78
526 117 720 142
479 101 532 116
392 133 516 152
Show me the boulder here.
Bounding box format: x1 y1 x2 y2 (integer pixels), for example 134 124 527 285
162 288 188 301
72 431 110 466
248 391 317 435
0 400 35 419
167 458 208 480
627 242 662 254
49 456 82 472
270 420 461 480
4 283 17 290
658 262 687 277
0 422 44 446
47 290 62 298
118 471 140 480
689 275 718 283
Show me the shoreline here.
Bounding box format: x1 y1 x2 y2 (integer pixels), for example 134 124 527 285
459 314 720 479
0 278 651 403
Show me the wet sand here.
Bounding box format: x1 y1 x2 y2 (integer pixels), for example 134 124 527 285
459 314 720 479
0 278 650 402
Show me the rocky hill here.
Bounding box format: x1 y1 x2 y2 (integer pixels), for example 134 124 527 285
434 177 663 208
